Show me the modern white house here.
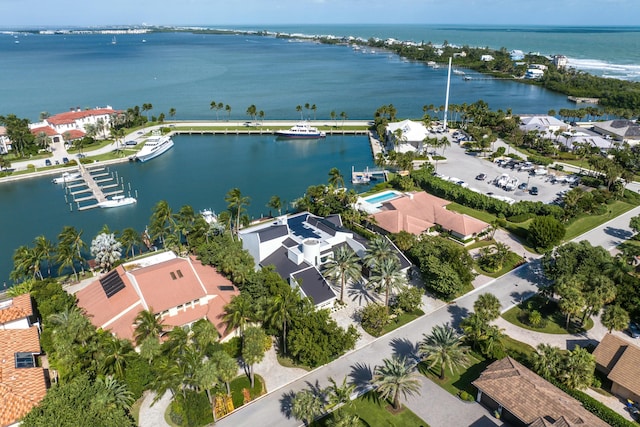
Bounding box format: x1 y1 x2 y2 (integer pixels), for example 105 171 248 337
480 54 494 62
386 119 429 153
239 212 411 309
592 119 640 144
519 115 568 139
524 68 544 79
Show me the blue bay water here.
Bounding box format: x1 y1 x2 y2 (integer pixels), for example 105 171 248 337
1 25 637 283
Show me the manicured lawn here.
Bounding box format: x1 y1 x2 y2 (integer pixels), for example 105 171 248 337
564 200 636 241
465 239 496 251
67 138 115 153
276 354 312 371
313 391 429 427
501 294 594 334
447 203 497 224
418 352 488 397
475 251 525 278
229 374 265 409
379 310 425 335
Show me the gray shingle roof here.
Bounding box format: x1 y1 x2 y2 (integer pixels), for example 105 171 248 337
292 267 336 305
257 225 288 242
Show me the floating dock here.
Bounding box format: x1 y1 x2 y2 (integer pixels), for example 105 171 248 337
63 164 133 211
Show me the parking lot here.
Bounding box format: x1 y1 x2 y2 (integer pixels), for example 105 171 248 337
432 134 575 205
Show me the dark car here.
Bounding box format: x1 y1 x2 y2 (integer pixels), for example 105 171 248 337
518 183 528 191
125 140 138 146
629 322 640 339
529 186 539 196
45 159 52 166
62 157 69 164
475 173 487 181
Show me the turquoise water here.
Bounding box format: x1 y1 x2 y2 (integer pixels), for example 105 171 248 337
0 134 373 283
362 190 401 205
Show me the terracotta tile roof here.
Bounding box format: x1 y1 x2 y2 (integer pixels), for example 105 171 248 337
0 326 47 426
46 108 116 126
76 265 141 332
65 129 86 140
30 125 58 137
372 191 489 237
0 294 33 325
594 333 640 396
76 255 238 341
473 357 608 427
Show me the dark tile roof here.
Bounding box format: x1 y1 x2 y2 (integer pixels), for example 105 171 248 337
257 224 288 242
260 246 305 279
292 267 336 305
282 237 298 248
324 214 343 227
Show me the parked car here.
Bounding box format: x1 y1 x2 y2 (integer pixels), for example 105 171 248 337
45 159 52 166
475 173 487 181
628 322 640 338
62 157 69 164
125 140 137 146
529 186 539 196
517 182 528 191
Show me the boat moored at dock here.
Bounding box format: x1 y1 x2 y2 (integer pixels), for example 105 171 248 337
275 122 326 139
52 171 82 184
134 135 174 162
98 195 137 208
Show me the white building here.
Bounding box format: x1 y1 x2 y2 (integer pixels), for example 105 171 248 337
386 119 429 153
553 55 568 69
524 68 545 79
0 126 10 154
239 212 410 309
519 115 568 139
480 55 494 62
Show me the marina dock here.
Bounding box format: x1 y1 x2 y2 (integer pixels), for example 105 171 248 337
62 164 130 211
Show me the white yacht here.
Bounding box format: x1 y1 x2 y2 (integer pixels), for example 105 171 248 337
200 209 217 225
52 171 81 184
98 194 137 208
135 135 174 162
275 122 326 139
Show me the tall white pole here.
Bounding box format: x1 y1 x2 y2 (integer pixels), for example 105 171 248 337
443 57 452 130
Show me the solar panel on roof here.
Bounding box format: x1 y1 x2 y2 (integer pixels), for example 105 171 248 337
100 270 126 298
288 215 320 239
15 352 36 368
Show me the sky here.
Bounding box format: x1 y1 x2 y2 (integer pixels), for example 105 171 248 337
1 0 639 28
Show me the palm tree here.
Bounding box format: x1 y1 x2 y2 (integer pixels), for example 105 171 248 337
325 376 355 410
267 195 283 216
222 294 253 336
210 100 221 120
98 333 134 379
601 304 630 333
265 288 299 354
90 232 122 272
296 105 303 120
190 318 218 353
242 326 267 388
119 227 142 258
142 103 153 121
56 244 78 281
195 358 218 407
473 293 502 322
339 111 347 127
133 308 165 345
225 104 232 121
371 356 421 411
563 347 595 389
419 324 469 380
225 188 250 239
368 257 404 313
212 350 238 395
363 236 397 271
291 389 325 426
96 375 134 410
330 110 337 127
531 343 563 380
169 107 176 118
327 167 345 189
149 200 174 246
323 246 361 304
246 104 257 121
311 104 317 120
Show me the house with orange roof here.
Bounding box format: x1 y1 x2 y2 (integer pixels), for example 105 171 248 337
26 106 117 145
0 293 37 330
360 191 489 243
75 251 239 342
0 294 48 426
593 333 640 402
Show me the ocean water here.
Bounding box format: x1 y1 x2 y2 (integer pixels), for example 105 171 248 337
2 29 577 122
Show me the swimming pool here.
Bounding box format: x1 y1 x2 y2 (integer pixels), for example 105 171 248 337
362 191 402 205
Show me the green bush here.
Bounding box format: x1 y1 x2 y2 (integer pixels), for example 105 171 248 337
360 303 389 337
222 336 242 358
123 356 154 401
458 390 475 402
560 386 636 427
392 286 423 313
527 154 553 166
170 391 213 427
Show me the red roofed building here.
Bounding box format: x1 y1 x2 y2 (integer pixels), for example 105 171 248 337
27 106 117 144
365 191 489 243
76 251 239 342
0 294 48 426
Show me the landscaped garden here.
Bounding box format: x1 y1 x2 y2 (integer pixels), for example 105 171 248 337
502 294 594 334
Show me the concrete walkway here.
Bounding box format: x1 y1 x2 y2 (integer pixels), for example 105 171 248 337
139 390 172 427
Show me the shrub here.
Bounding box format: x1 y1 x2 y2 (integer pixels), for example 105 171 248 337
170 391 213 427
527 310 544 328
528 215 565 250
123 356 154 401
458 390 475 402
360 303 389 337
560 386 636 427
392 286 423 313
222 336 242 358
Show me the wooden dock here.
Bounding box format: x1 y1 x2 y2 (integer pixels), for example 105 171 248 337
64 164 130 211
